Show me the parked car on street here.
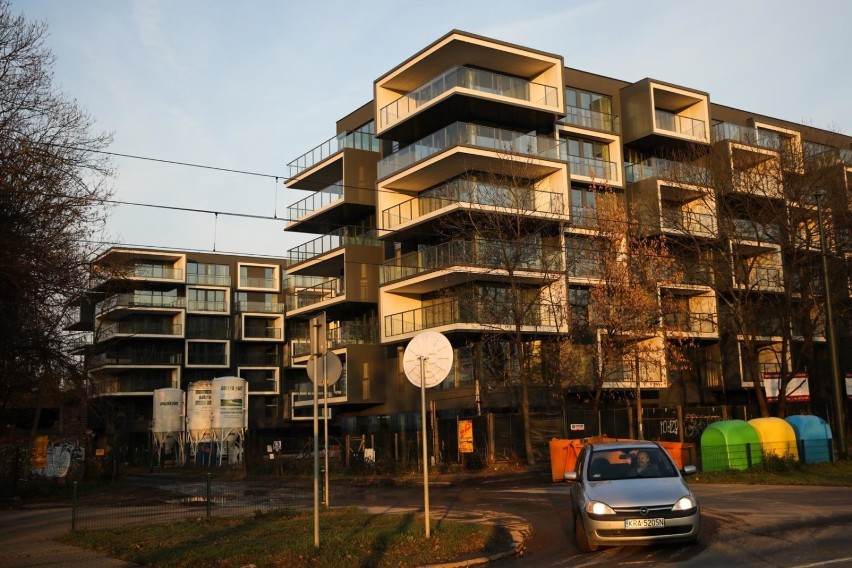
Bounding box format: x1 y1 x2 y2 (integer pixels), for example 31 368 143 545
564 440 700 552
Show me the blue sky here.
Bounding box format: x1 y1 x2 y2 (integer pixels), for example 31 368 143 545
10 0 852 257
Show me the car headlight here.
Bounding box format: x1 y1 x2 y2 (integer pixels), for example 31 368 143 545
585 501 616 515
672 496 697 511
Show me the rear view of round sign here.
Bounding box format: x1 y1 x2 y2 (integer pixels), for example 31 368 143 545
306 351 343 386
403 331 453 388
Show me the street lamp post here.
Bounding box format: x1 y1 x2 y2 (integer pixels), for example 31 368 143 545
815 191 846 458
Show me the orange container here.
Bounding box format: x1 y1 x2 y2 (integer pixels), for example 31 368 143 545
656 441 696 469
549 436 626 482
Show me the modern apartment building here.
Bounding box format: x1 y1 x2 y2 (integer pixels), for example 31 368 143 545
282 30 851 434
70 248 289 460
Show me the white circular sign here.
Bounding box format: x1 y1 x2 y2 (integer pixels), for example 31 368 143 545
403 331 454 388
306 352 343 386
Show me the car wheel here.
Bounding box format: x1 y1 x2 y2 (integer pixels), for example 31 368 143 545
574 514 597 553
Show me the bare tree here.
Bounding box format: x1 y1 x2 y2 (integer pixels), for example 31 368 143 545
0 2 112 436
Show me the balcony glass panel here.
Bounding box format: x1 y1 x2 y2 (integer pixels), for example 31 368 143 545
380 65 558 128
804 142 852 168
660 208 716 237
384 297 557 337
382 178 564 229
558 105 620 133
662 311 718 334
567 154 618 181
735 265 783 289
655 109 706 139
133 264 183 280
286 182 344 221
381 239 563 284
285 277 344 311
92 373 174 394
235 301 285 313
625 157 708 184
287 226 380 263
377 122 566 179
243 326 282 339
100 322 182 340
290 321 378 357
287 126 378 178
91 350 182 367
730 218 781 243
99 293 184 313
712 123 783 151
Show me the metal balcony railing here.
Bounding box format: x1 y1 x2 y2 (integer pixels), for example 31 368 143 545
380 65 558 129
287 129 379 178
558 105 620 133
382 178 564 229
384 297 558 337
381 239 564 284
377 122 566 179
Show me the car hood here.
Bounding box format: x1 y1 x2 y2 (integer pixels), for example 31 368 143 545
584 478 692 507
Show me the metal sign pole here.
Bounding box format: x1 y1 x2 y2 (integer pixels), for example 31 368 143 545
323 356 330 507
420 354 430 539
312 330 320 548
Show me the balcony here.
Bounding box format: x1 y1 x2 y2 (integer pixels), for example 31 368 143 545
235 301 286 313
381 239 564 285
286 183 343 222
234 352 281 366
186 273 231 286
712 123 784 152
287 129 378 179
732 170 784 199
662 311 718 334
734 265 784 290
290 322 379 358
380 65 558 131
567 154 619 182
384 297 559 338
187 300 228 313
662 258 715 287
660 208 716 237
382 178 565 231
98 294 185 314
377 122 566 180
242 327 282 340
655 109 706 140
730 218 781 244
285 276 344 311
90 373 175 395
558 105 620 133
90 350 182 368
239 276 278 289
99 321 183 341
287 226 381 264
625 157 707 185
804 142 852 170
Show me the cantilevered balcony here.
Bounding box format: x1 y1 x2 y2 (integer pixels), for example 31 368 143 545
381 178 565 232
381 239 563 290
290 321 379 358
712 123 784 152
620 79 710 148
90 349 183 368
734 263 784 291
655 109 706 140
287 226 381 265
287 183 342 220
803 141 852 170
377 122 566 182
660 207 716 237
99 321 183 341
567 154 619 182
625 157 708 185
558 105 620 133
287 129 379 179
662 311 718 335
234 301 286 314
98 294 185 315
380 65 558 131
284 276 344 311
383 297 559 339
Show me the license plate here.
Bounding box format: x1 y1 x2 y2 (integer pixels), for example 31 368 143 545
625 518 665 529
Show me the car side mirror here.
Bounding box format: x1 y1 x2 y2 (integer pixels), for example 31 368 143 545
564 471 578 482
681 465 697 476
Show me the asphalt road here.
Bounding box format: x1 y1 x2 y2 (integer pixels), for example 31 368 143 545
337 475 852 567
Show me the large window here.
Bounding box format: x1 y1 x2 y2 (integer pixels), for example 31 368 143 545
187 342 228 366
565 136 610 161
564 88 615 131
186 315 230 339
188 288 227 312
566 88 612 116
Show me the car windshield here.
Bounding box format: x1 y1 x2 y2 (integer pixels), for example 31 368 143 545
587 447 678 480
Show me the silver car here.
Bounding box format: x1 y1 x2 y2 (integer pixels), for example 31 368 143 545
564 440 700 552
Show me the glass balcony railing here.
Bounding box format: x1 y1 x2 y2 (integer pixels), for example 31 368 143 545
234 301 285 313
732 170 783 198
377 122 566 179
92 374 174 394
243 327 282 339
735 265 783 289
240 276 277 289
660 209 716 237
382 178 564 229
384 297 558 337
567 154 618 181
98 294 184 313
90 350 183 367
558 105 620 133
100 322 182 340
712 123 783 151
186 273 231 286
287 226 381 264
285 276 344 311
132 264 183 280
287 129 379 178
662 311 718 334
655 109 707 139
380 65 558 129
187 300 228 312
803 142 852 168
186 352 228 366
381 239 564 284
625 157 708 184
286 182 344 221
661 259 715 287
290 321 379 357
730 218 781 243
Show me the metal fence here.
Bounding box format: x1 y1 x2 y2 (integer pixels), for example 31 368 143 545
71 473 312 531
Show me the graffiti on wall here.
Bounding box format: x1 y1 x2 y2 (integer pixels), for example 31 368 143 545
31 438 85 479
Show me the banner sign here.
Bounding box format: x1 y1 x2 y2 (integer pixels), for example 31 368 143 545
763 372 810 402
458 420 474 454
